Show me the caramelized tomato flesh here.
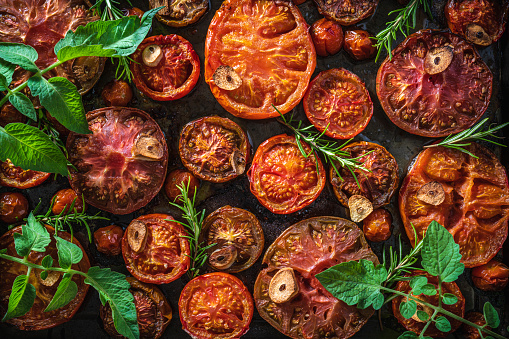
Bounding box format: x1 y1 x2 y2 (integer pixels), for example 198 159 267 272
0 159 50 189
313 0 379 26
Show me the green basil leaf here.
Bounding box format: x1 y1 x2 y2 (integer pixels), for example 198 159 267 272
99 291 108 306
399 300 417 320
421 284 437 296
45 273 78 312
41 255 53 269
0 72 8 91
483 302 500 328
0 43 39 73
0 123 68 176
442 293 458 305
13 212 51 257
434 316 451 332
27 76 89 134
55 236 83 269
40 270 48 280
0 59 15 89
84 267 138 339
409 275 427 295
416 310 430 321
421 221 464 282
9 92 37 120
2 275 36 321
397 331 419 339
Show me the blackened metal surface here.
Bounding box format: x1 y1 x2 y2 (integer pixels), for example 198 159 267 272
0 0 508 338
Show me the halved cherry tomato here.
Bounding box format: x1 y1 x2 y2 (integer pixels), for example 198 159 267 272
164 169 200 202
101 79 133 106
179 116 250 183
303 68 373 139
247 134 326 214
399 144 509 267
94 225 124 256
122 214 190 284
0 159 51 189
51 188 84 215
254 217 378 339
0 225 90 330
150 0 209 27
201 205 264 273
179 272 254 339
363 208 392 242
0 192 29 224
310 18 344 57
131 35 200 101
314 0 379 26
471 259 509 291
205 0 316 119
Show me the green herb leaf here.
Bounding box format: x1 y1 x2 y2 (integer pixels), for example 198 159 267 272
84 267 138 339
421 284 437 296
483 302 500 328
40 271 48 280
434 316 451 332
0 43 39 73
41 255 53 269
399 299 417 319
0 123 69 176
27 76 89 134
0 72 8 91
55 236 83 269
315 259 387 310
416 310 430 321
45 273 78 312
13 212 51 257
421 221 464 282
2 275 36 321
397 331 419 339
0 59 15 90
409 275 427 295
99 291 108 306
9 92 37 120
442 293 458 305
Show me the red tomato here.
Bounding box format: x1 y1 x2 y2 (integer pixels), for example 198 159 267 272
461 312 490 339
344 30 377 60
150 0 209 27
205 0 316 119
363 208 392 242
94 225 124 256
303 68 373 139
0 103 27 127
51 188 84 215
131 35 200 101
247 134 326 214
122 214 190 284
101 79 133 106
310 18 344 57
122 7 145 19
471 260 509 291
164 169 200 202
179 272 254 339
0 192 29 224
0 159 51 189
314 0 379 26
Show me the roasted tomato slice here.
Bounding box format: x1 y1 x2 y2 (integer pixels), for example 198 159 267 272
179 116 250 183
376 30 492 137
101 277 172 339
67 107 168 215
313 0 379 26
0 225 90 330
131 35 200 101
471 259 509 291
0 192 29 224
303 68 373 139
149 0 209 27
205 0 316 119
0 159 51 189
201 205 264 273
392 271 465 337
330 142 399 209
179 272 254 339
122 214 190 284
399 143 509 267
247 134 325 214
254 217 378 339
445 0 509 46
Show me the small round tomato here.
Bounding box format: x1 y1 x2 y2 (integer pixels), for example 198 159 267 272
150 0 209 27
471 260 509 291
0 224 90 330
122 214 190 284
179 116 250 183
0 159 51 189
101 79 133 106
247 134 326 214
101 277 172 339
179 272 254 339
461 312 490 339
201 206 264 273
363 208 392 242
0 103 27 126
0 192 29 224
344 30 377 60
131 35 200 101
314 0 379 26
51 188 84 215
164 169 200 202
303 68 373 139
399 144 509 267
67 107 168 215
393 271 465 337
94 225 124 256
310 18 344 57
205 0 316 119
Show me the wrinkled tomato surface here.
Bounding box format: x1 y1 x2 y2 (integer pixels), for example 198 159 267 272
313 0 379 26
150 0 209 27
0 225 90 330
471 259 509 291
248 134 325 214
94 225 124 256
131 35 200 101
66 107 168 215
179 272 254 339
363 208 392 242
179 116 250 183
254 217 378 339
344 30 377 60
164 169 200 202
51 188 84 215
0 192 29 224
122 214 190 284
376 30 492 137
304 68 373 139
330 142 399 208
399 144 509 267
0 159 50 189
310 18 344 57
205 0 316 119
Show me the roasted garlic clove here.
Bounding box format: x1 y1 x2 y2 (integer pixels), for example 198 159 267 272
417 181 445 206
348 195 373 222
269 267 299 303
127 220 148 253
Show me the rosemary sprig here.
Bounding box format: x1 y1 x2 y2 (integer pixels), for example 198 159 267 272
374 0 432 62
424 118 508 158
169 182 215 279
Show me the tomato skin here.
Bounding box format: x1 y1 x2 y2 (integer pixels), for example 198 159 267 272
247 134 326 214
150 0 209 27
310 18 344 57
51 188 84 215
0 192 29 224
0 104 27 127
101 80 133 106
0 159 51 189
314 0 379 26
164 169 200 202
461 312 489 339
179 272 254 339
94 225 124 256
122 7 145 19
363 209 392 242
344 30 376 60
131 35 200 101
471 260 509 291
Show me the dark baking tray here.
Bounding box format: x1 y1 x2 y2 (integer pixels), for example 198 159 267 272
1 0 508 338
